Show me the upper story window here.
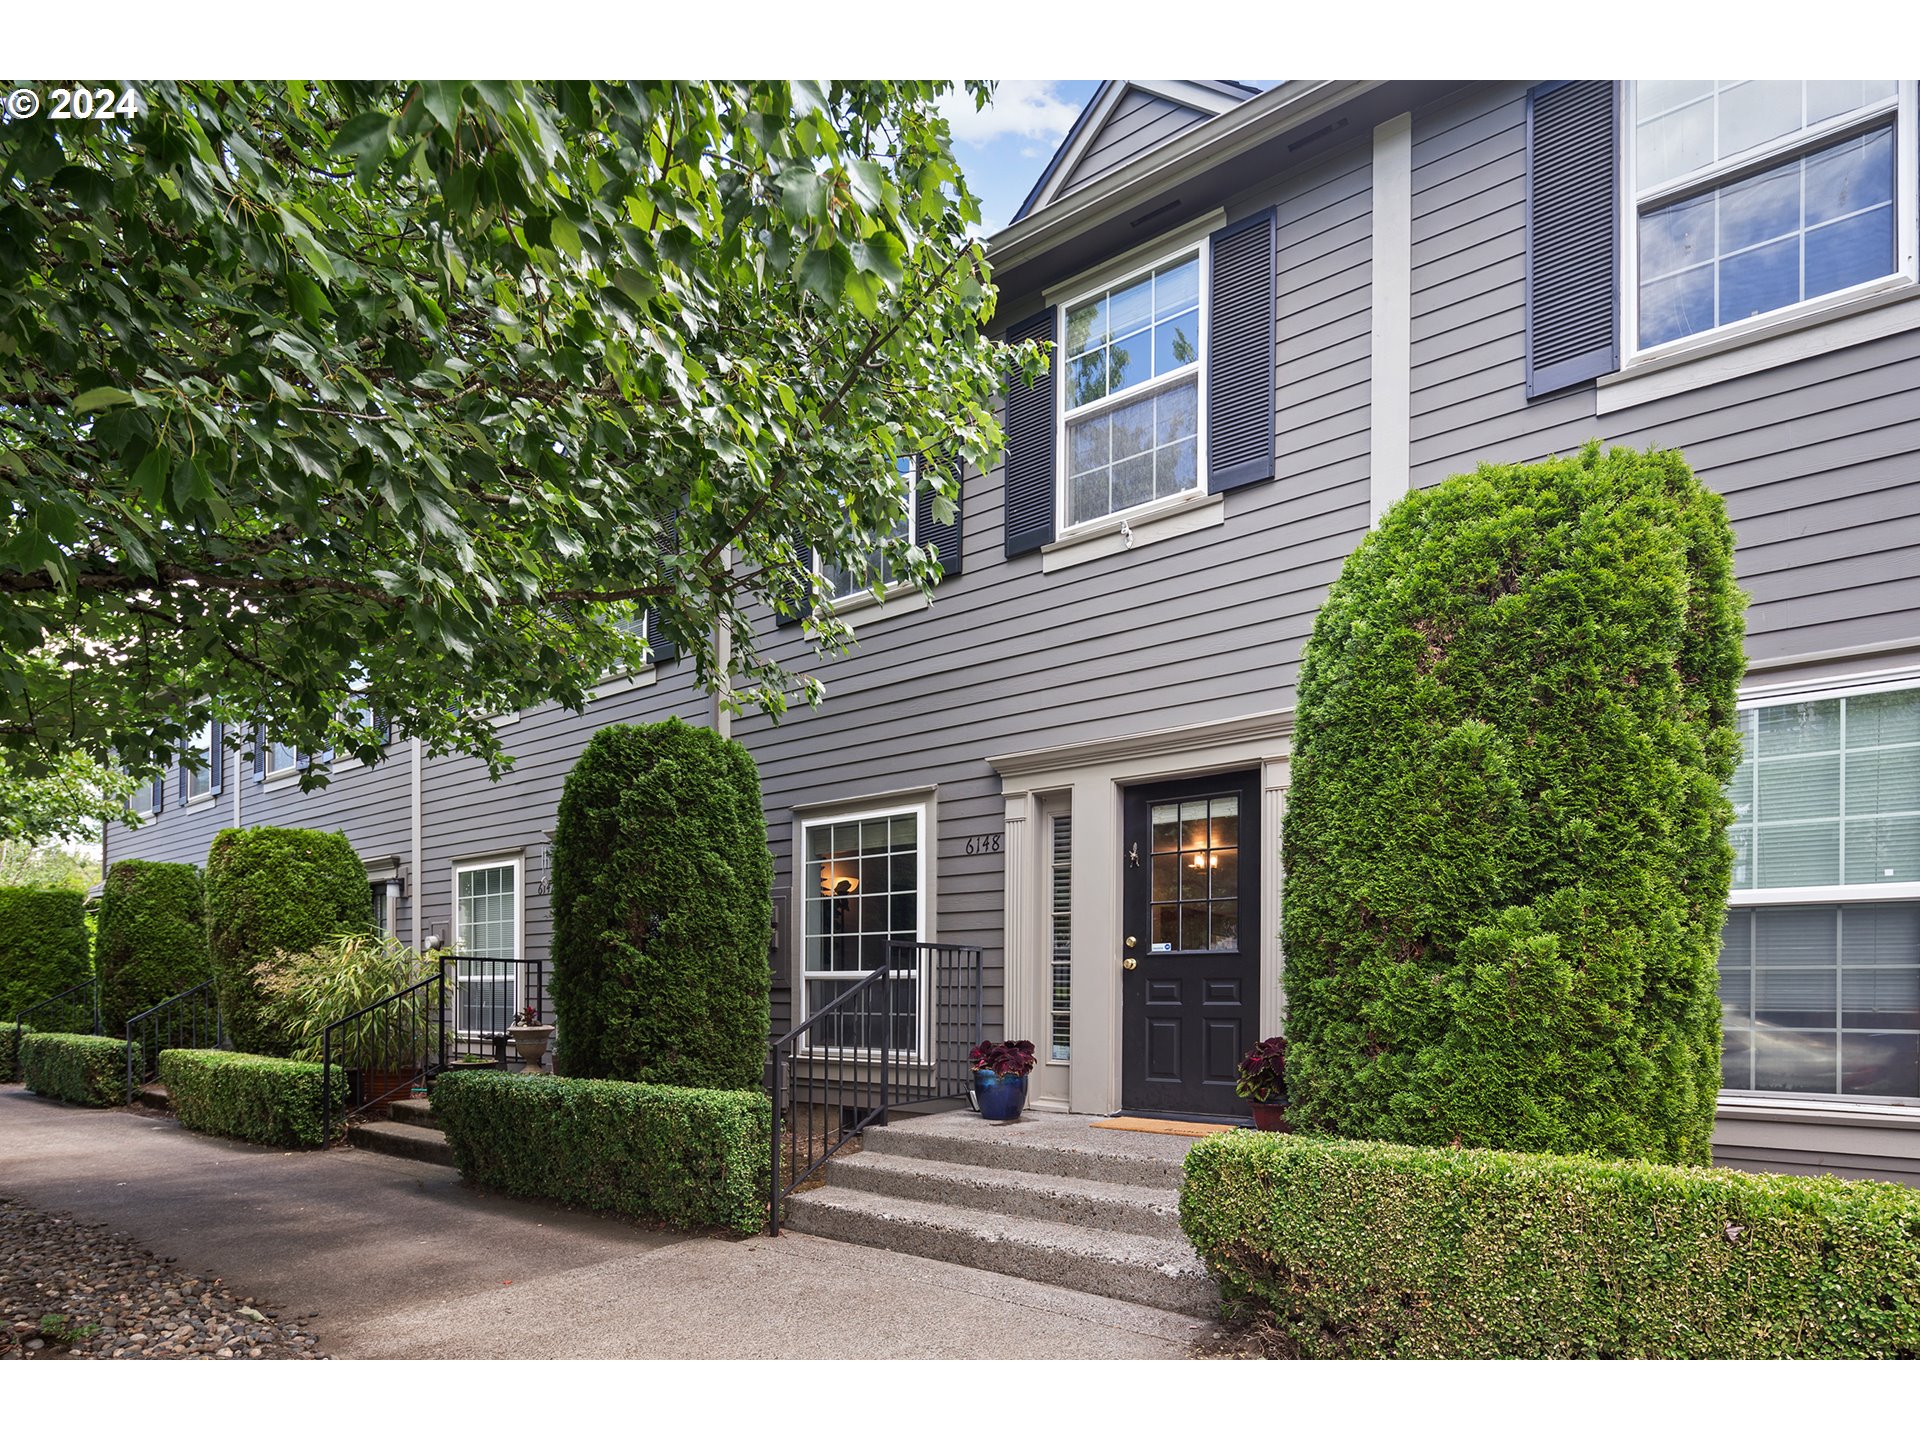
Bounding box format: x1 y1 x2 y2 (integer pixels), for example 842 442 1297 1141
1058 246 1205 530
1629 80 1913 353
821 456 915 602
183 721 215 801
265 738 300 778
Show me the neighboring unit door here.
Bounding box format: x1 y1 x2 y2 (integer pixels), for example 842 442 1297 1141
1120 770 1260 1116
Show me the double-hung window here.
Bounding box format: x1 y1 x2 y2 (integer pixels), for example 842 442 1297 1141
1628 80 1917 353
820 456 915 602
1058 246 1205 531
264 738 300 778
183 721 215 802
1720 682 1920 1102
800 803 926 1053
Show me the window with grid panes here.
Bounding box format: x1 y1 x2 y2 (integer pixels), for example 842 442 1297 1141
1048 814 1072 1062
820 456 915 601
801 806 924 1052
454 860 519 1036
1720 687 1920 1100
1148 794 1239 952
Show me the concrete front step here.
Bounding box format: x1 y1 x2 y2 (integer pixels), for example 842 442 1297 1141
133 1083 172 1113
860 1113 1190 1188
821 1149 1185 1242
388 1097 440 1130
781 1186 1217 1318
349 1119 457 1167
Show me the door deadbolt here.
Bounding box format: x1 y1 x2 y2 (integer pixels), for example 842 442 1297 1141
1125 935 1137 948
1122 957 1138 971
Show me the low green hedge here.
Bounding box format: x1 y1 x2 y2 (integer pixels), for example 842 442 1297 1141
432 1070 770 1235
1 1023 30 1082
158 1049 347 1149
21 1033 138 1108
1180 1131 1920 1358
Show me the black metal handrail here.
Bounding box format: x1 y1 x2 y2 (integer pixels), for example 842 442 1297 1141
443 954 551 1063
13 980 100 1055
124 979 224 1101
767 941 982 1234
321 968 448 1141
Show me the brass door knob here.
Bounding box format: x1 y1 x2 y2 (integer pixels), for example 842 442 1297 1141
1122 957 1137 971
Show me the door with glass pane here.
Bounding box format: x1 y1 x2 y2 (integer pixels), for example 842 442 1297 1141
1120 771 1260 1115
453 860 519 1038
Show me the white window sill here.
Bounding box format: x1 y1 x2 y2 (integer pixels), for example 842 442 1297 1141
591 666 660 700
182 793 217 809
1041 492 1224 574
1598 276 1920 414
1718 1092 1920 1128
823 583 931 626
261 771 305 791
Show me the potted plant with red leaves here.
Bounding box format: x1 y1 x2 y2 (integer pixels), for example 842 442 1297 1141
1235 1036 1290 1131
507 1003 555 1074
969 1039 1036 1122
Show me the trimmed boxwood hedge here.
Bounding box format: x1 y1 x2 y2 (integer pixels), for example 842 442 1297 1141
432 1069 770 1234
1 1022 30 1081
0 887 92 1022
21 1032 138 1107
96 860 210 1036
204 826 374 1056
1280 444 1745 1163
549 719 773 1090
159 1049 346 1149
1180 1130 1920 1358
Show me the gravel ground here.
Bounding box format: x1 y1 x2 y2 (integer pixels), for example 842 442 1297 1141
1 1196 327 1360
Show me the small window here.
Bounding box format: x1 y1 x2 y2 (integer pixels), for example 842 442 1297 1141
800 803 926 1051
265 739 300 777
1628 81 1910 352
1057 247 1205 530
820 457 915 602
184 721 214 801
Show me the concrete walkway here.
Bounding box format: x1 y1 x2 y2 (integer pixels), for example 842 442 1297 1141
0 1087 1216 1359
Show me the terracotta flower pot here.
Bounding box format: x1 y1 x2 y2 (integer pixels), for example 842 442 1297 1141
359 1065 421 1116
1249 1101 1291 1132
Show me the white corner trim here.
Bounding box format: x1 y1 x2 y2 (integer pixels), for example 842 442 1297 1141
1041 493 1224 574
1597 278 1920 414
1368 112 1412 528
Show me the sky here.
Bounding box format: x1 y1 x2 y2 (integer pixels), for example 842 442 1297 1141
937 81 1104 235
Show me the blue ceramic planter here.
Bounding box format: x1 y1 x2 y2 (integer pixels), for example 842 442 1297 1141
972 1068 1028 1122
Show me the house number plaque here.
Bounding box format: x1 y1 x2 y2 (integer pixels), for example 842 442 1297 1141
961 833 1004 857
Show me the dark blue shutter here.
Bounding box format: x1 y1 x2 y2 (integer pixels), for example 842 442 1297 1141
209 722 224 795
177 753 188 803
1001 308 1057 558
1525 80 1620 398
1207 207 1278 493
253 723 267 781
775 538 813 628
916 452 964 579
151 773 165 814
645 510 680 662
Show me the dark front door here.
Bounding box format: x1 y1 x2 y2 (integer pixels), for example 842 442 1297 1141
1121 770 1260 1117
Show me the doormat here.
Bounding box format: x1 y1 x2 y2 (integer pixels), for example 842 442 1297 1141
1089 1117 1238 1138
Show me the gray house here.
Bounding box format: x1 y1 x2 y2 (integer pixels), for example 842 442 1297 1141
105 79 1920 1182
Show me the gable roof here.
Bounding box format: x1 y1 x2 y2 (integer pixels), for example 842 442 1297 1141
1013 81 1261 223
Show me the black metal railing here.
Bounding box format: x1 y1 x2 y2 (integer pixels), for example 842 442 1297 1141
445 955 550 1063
322 968 448 1141
124 979 223 1101
13 980 100 1054
767 941 982 1234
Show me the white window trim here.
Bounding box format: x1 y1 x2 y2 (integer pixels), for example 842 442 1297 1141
181 718 217 806
1053 236 1211 543
794 797 931 1058
1619 80 1920 371
1723 673 1920 1107
815 458 919 615
451 854 525 960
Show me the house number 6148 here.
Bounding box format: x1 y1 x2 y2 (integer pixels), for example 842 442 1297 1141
963 833 1004 857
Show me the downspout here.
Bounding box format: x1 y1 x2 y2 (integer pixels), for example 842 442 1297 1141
410 737 424 951
712 545 732 740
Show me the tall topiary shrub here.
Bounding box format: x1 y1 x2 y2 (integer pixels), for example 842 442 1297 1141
0 887 91 1023
96 860 209 1035
204 827 373 1056
550 718 772 1089
1280 444 1745 1164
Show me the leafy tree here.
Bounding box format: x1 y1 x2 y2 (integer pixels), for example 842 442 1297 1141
1279 445 1745 1165
0 751 138 846
0 81 1041 786
550 719 771 1089
0 841 98 892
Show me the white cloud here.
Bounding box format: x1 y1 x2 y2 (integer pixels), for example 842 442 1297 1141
939 80 1087 150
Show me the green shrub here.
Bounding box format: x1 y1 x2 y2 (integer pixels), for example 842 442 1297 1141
1280 444 1745 1163
159 1049 347 1148
21 1032 137 1107
432 1069 770 1234
95 860 210 1036
1180 1130 1920 1358
204 826 374 1056
550 719 772 1088
0 887 91 1023
1 1022 30 1081
254 932 442 1065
